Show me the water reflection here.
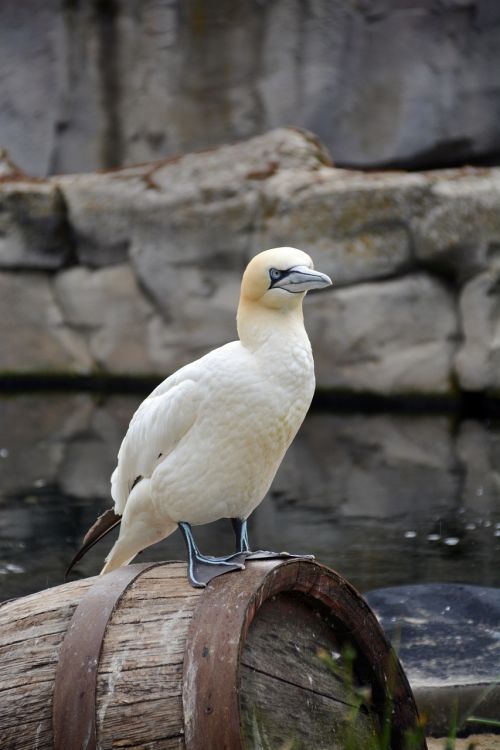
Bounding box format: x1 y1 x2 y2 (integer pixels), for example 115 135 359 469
1 392 499 601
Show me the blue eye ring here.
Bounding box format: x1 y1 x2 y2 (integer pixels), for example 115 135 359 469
269 268 281 281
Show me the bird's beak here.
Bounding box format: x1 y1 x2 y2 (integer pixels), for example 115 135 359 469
274 265 333 293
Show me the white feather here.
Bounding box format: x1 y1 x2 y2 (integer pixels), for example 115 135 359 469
102 247 331 573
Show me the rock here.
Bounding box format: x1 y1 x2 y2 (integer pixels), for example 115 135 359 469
454 269 500 393
3 128 500 397
307 274 458 395
259 168 427 286
0 149 22 179
2 2 500 174
413 170 500 281
0 179 73 270
0 393 70 495
366 583 500 735
53 170 145 268
55 127 327 268
456 420 500 515
57 396 135 500
270 413 456 519
0 271 92 374
331 2 500 169
0 392 139 502
427 738 500 750
53 265 157 375
0 1 63 176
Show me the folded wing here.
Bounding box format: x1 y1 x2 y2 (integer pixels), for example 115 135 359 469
111 378 200 515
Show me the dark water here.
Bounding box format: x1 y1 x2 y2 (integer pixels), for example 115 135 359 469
1 392 499 602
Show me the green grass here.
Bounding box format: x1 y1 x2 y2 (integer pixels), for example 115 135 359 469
317 642 500 750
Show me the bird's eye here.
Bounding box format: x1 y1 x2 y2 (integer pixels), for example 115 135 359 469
269 268 281 281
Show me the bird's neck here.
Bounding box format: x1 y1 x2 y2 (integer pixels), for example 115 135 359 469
236 298 308 352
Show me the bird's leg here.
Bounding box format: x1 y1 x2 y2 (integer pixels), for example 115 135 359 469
231 517 251 553
231 517 314 562
178 522 246 588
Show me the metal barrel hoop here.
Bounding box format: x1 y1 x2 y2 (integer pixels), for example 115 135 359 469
52 561 174 750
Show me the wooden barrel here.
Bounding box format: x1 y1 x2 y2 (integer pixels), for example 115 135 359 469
0 559 427 750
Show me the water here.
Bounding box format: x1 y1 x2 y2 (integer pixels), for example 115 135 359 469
1 391 499 602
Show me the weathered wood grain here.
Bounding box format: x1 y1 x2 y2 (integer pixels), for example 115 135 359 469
0 563 199 750
240 593 379 750
0 559 424 750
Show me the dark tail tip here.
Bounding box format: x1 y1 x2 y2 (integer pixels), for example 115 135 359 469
66 508 121 580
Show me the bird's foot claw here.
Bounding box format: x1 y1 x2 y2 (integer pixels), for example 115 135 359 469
188 558 245 588
243 550 315 561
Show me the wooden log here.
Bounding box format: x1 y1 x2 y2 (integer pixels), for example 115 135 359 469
0 559 426 750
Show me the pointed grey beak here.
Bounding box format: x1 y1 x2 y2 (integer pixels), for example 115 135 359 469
274 265 333 293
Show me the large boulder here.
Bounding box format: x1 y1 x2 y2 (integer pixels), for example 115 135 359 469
307 274 458 395
259 169 427 286
367 584 500 735
413 169 500 281
55 128 329 268
0 271 91 375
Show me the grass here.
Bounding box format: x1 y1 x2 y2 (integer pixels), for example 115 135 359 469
317 642 427 750
317 643 500 750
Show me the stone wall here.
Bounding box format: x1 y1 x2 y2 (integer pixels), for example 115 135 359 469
2 127 500 396
2 0 500 176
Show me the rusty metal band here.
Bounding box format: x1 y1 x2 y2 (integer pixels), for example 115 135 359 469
182 558 425 750
52 561 167 750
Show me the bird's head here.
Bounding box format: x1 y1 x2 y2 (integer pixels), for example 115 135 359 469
239 247 332 312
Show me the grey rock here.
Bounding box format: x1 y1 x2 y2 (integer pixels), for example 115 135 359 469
53 264 156 375
259 168 427 286
456 419 500 516
55 128 327 269
2 1 500 175
0 271 92 374
455 269 500 392
272 412 456 519
57 396 133 500
0 149 22 179
0 180 73 270
413 170 500 281
366 584 500 735
4 128 500 398
54 171 144 268
0 394 70 495
307 274 458 395
0 1 62 176
331 2 500 168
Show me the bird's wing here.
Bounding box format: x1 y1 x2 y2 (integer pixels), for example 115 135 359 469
111 378 200 514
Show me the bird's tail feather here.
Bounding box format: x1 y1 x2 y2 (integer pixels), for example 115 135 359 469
66 508 121 579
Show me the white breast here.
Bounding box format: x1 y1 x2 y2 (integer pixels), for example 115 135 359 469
150 334 315 525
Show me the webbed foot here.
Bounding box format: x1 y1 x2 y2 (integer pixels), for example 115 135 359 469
243 550 315 561
188 555 246 588
178 521 247 588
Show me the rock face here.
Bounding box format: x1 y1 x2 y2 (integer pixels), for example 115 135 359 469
308 275 457 395
0 272 91 374
1 1 500 176
0 181 73 270
1 127 500 396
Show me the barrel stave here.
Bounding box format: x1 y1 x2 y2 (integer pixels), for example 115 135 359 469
240 592 379 750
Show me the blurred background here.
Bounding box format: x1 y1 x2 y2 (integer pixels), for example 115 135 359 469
1 0 500 602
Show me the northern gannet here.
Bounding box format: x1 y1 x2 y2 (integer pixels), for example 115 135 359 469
68 247 332 586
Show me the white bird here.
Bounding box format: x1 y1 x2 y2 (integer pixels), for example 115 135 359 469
68 247 332 586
